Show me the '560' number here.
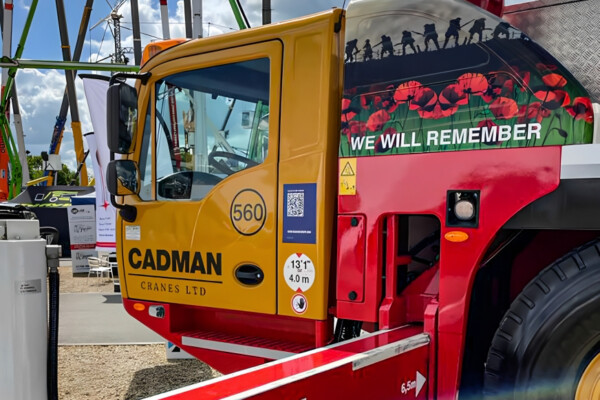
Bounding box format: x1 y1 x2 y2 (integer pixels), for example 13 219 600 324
232 203 264 222
230 189 267 236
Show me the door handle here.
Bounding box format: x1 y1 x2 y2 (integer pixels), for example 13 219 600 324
235 264 264 285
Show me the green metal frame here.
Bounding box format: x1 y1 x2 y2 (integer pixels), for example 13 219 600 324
0 0 139 199
248 102 269 161
0 59 140 72
228 0 250 29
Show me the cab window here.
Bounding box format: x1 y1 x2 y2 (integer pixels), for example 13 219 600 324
150 58 270 200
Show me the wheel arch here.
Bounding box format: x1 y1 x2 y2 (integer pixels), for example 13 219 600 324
458 228 600 397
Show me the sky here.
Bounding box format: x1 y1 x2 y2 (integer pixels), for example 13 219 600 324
4 0 525 179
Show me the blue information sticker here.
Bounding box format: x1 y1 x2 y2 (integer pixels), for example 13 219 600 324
283 183 317 244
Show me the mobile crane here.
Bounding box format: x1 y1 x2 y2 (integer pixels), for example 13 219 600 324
106 0 600 398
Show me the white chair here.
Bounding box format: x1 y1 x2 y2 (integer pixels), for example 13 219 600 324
99 254 114 279
87 256 112 286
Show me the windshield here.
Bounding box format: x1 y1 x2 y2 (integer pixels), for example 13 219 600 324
143 58 270 201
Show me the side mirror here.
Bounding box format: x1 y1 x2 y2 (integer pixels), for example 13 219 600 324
107 82 138 154
107 160 140 197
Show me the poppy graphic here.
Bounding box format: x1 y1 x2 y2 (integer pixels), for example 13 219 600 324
536 63 558 72
380 87 399 113
478 119 499 145
342 120 367 142
418 101 458 120
360 87 398 113
457 73 488 96
410 86 456 119
542 73 567 88
393 80 423 107
440 84 468 107
481 86 497 103
534 89 571 110
510 66 531 92
341 98 358 123
517 102 551 124
519 71 531 91
566 97 594 123
489 97 518 120
366 110 390 132
360 93 382 110
375 127 398 153
534 73 571 109
482 73 514 103
410 87 437 111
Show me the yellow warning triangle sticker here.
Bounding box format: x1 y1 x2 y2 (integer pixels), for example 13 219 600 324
341 162 355 176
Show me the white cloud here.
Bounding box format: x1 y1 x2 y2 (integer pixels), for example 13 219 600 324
15 0 29 12
13 69 66 150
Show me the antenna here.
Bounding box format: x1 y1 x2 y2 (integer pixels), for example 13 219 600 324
90 0 130 64
110 9 125 63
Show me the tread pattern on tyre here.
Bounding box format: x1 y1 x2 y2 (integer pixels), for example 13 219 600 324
483 239 600 395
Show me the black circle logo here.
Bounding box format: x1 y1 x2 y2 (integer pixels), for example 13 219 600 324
230 189 267 236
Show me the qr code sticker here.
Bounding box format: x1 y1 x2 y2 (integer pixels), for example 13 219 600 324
287 192 304 217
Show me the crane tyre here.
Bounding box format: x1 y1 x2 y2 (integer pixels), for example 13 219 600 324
483 239 600 399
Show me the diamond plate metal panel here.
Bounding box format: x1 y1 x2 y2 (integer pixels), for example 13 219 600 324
505 0 600 101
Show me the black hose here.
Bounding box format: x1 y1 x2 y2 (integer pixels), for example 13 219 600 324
47 268 60 400
334 319 363 342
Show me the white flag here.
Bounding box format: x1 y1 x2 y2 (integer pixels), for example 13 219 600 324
81 75 116 251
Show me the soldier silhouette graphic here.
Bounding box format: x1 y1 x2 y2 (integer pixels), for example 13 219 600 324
345 39 359 62
373 34 394 58
423 23 440 51
443 17 462 48
396 30 417 55
467 18 487 43
363 39 373 61
493 22 511 39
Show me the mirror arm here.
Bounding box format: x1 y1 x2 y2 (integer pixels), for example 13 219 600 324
109 152 138 223
109 192 137 223
109 71 151 86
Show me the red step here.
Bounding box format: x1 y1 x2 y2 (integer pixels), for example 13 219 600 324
177 329 313 360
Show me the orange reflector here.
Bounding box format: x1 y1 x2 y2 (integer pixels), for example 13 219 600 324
444 231 469 242
141 39 187 67
133 303 146 311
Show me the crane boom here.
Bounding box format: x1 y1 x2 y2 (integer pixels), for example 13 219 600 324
45 0 95 186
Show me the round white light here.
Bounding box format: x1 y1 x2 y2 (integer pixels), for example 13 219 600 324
454 199 475 221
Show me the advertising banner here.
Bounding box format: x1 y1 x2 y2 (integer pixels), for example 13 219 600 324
81 75 116 252
67 204 96 273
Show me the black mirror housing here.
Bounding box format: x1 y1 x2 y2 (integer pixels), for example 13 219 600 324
107 82 138 154
107 160 141 197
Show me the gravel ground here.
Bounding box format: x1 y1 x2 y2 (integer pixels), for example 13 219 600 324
59 345 218 400
57 262 220 400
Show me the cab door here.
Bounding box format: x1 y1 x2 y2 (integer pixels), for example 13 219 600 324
121 41 281 314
